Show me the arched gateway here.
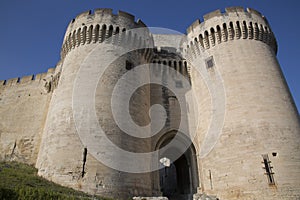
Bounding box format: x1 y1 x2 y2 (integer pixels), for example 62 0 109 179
154 131 199 200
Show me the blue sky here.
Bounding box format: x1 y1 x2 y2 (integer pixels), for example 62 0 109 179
0 0 299 112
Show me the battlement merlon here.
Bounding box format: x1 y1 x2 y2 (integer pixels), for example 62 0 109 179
63 8 147 42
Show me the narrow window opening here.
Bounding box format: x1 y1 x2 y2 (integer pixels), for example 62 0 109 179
222 23 228 41
108 25 114 37
17 77 20 83
3 80 6 85
206 56 215 69
262 154 275 185
184 61 188 75
173 61 177 71
216 25 221 43
199 34 204 48
88 25 93 43
126 60 134 70
76 28 81 45
101 24 107 43
72 30 76 47
178 61 182 73
204 31 209 37
190 41 193 46
82 147 87 178
210 27 216 44
115 27 120 34
95 24 100 42
209 169 213 190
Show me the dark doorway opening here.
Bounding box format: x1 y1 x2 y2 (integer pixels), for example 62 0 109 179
155 132 199 200
159 154 192 199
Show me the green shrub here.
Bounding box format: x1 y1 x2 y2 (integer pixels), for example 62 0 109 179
0 161 110 200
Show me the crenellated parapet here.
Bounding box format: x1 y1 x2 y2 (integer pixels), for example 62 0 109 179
0 68 58 92
60 9 152 59
183 7 278 60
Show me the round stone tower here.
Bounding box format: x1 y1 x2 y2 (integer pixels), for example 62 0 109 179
183 7 300 199
36 9 154 199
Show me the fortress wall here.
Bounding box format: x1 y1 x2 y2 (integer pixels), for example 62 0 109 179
0 68 56 165
94 49 153 197
36 43 104 194
185 7 300 199
37 44 153 199
36 9 155 199
197 40 300 199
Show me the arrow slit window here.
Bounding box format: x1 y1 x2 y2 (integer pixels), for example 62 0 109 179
262 154 275 185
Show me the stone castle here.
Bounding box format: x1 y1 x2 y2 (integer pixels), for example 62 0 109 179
0 6 299 200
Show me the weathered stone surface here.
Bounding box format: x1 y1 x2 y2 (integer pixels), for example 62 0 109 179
194 193 218 200
133 197 168 200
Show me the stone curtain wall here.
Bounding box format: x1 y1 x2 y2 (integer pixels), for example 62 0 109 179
0 67 59 165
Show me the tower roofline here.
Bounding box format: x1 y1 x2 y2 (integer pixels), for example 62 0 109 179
64 8 146 41
183 7 278 61
186 7 268 34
